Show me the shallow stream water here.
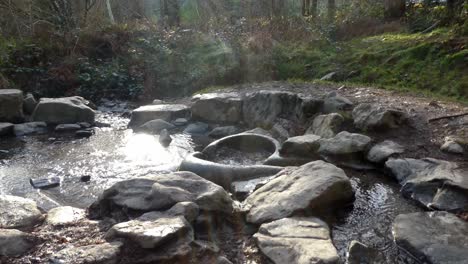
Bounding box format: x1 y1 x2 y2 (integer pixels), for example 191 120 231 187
0 105 422 263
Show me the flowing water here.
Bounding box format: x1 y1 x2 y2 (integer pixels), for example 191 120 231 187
0 103 422 263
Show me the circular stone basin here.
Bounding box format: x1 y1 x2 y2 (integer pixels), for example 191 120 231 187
179 133 284 189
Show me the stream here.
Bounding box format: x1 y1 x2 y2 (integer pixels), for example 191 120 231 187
0 104 422 263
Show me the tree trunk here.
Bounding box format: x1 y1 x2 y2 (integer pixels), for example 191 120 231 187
311 0 318 18
384 0 406 19
105 0 115 24
328 0 336 22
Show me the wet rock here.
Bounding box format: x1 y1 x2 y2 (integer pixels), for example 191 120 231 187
106 216 193 249
128 104 190 128
80 175 92 182
50 241 122 264
441 138 464 154
242 91 303 128
75 129 94 138
367 140 404 163
184 122 210 135
55 124 81 132
0 122 14 136
46 206 86 226
393 211 468 264
254 217 339 264
192 93 242 124
352 103 407 131
13 122 47 136
280 134 321 157
0 195 44 229
244 161 354 224
0 89 24 123
173 118 188 126
318 131 371 157
208 126 242 139
95 121 111 128
32 96 95 125
138 202 200 223
322 92 353 114
0 229 36 257
385 158 468 211
306 113 344 138
89 171 233 218
138 119 175 134
30 176 60 189
347 240 383 264
78 122 92 128
159 129 172 147
23 93 37 115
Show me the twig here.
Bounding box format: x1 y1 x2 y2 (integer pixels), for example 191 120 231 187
429 112 468 122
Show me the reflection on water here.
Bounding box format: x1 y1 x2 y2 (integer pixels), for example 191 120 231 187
0 112 195 210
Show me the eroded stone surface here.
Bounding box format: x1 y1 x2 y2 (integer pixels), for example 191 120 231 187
367 140 404 163
307 113 344 138
318 131 371 156
352 103 407 131
0 195 44 229
192 93 242 124
46 206 86 226
32 96 95 125
280 134 321 157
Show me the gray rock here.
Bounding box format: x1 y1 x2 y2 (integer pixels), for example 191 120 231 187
138 119 175 134
244 127 272 137
78 122 92 128
242 91 303 128
184 122 210 135
270 123 290 142
32 96 95 125
89 171 233 218
231 176 274 201
159 129 172 147
13 122 47 136
254 217 339 264
50 242 122 264
245 161 354 224
0 122 14 136
306 113 344 138
318 131 371 156
0 195 44 229
0 229 36 257
106 216 193 249
75 129 94 138
385 158 468 211
352 103 407 131
367 140 404 163
216 256 233 264
441 139 464 154
322 92 353 113
46 206 85 226
23 93 37 115
301 98 324 119
280 134 321 157
172 118 189 126
393 212 468 264
128 104 190 128
192 93 242 124
320 71 338 81
208 126 242 139
152 99 164 105
138 202 200 223
347 240 383 264
0 89 24 123
55 124 81 132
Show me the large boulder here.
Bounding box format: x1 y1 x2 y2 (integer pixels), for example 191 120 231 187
242 91 303 128
89 171 233 218
306 113 344 138
23 93 38 115
0 195 44 229
0 89 24 123
352 103 407 131
0 229 37 257
13 122 47 136
106 216 193 249
318 131 371 158
191 93 242 124
0 122 14 136
393 212 468 264
50 242 122 264
322 92 353 114
279 134 321 157
254 217 339 264
32 96 95 125
244 161 354 224
367 140 404 163
128 104 190 128
45 206 86 226
385 158 468 211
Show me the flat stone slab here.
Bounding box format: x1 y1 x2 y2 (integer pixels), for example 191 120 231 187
50 242 122 264
191 93 242 124
46 206 86 226
128 104 190 128
0 195 44 229
244 160 354 224
254 217 340 264
0 229 36 257
393 212 468 264
106 216 193 249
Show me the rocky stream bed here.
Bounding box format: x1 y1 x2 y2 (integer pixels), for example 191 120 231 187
0 82 467 264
